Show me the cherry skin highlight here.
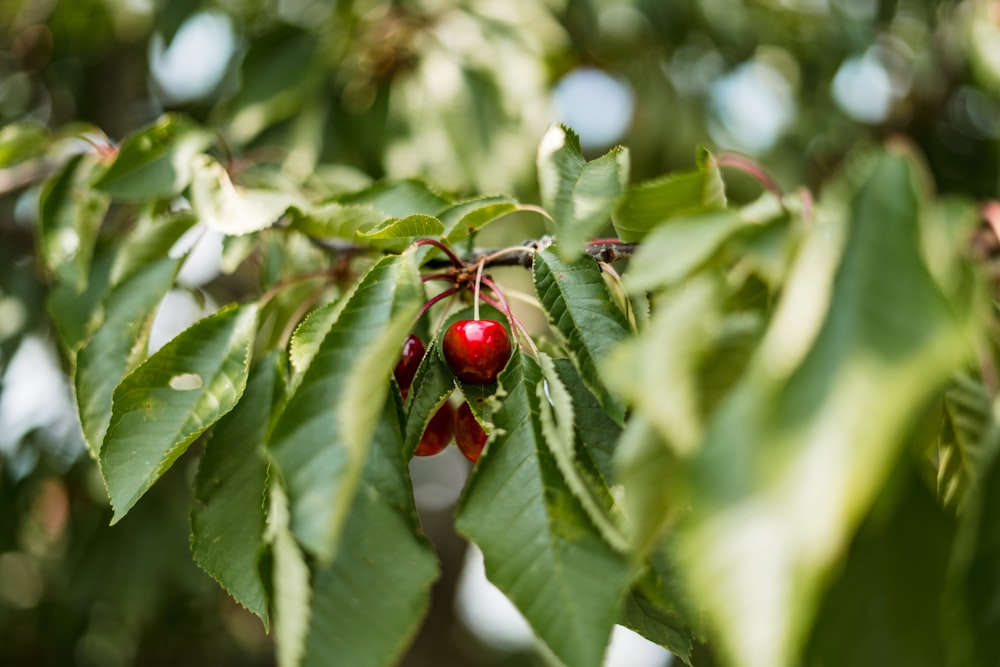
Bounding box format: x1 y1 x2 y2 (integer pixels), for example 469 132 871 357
442 319 511 385
454 402 488 463
394 334 426 392
413 402 452 457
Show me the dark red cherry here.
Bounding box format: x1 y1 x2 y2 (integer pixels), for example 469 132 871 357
394 334 426 393
441 319 511 385
413 402 452 457
454 402 488 463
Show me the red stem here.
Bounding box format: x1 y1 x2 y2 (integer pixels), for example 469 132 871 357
410 238 463 268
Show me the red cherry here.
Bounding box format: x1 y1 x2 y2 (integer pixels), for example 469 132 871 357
442 319 511 385
394 334 426 393
454 402 488 463
413 402 452 457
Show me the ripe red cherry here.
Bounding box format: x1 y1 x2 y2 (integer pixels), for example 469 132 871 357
454 402 488 463
394 334 426 393
442 319 511 385
414 402 452 457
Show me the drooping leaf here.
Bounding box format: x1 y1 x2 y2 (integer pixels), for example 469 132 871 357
456 351 635 667
92 114 212 201
358 213 444 239
75 258 180 456
267 254 422 561
623 210 745 292
536 124 629 258
302 398 437 667
37 154 109 292
671 150 973 667
100 303 259 523
612 148 726 242
190 155 303 235
533 247 630 424
438 195 520 242
190 353 280 627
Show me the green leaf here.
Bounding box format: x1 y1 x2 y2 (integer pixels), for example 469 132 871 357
358 213 444 239
287 300 344 382
267 482 312 667
47 251 114 356
621 545 698 664
92 114 212 201
190 353 279 628
302 399 437 667
338 178 451 218
0 120 49 166
190 155 303 235
671 150 973 667
268 254 423 561
612 148 726 242
286 203 384 240
623 210 745 292
456 351 635 667
37 154 109 291
536 124 629 258
533 247 630 424
438 195 520 242
402 338 457 458
109 205 196 287
100 303 259 523
75 258 180 456
937 374 998 512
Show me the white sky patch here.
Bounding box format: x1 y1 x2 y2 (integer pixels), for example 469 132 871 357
709 60 796 154
149 10 236 104
552 67 635 149
832 51 894 124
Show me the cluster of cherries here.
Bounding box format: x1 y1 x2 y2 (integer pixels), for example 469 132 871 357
394 319 512 463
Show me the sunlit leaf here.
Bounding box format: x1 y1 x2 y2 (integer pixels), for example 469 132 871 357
533 247 630 424
190 155 302 235
268 254 422 561
0 120 49 166
439 195 520 242
109 204 196 287
612 148 726 242
191 353 279 628
100 303 259 523
537 124 629 258
456 351 635 667
358 213 443 239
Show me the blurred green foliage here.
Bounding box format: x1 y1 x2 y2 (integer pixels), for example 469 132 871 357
3 1 1000 665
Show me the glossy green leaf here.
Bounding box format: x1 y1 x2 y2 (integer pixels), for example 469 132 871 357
623 210 745 292
536 124 629 258
612 148 726 242
456 351 635 667
302 399 437 667
92 114 212 201
672 150 972 667
438 195 520 242
100 303 259 523
190 354 279 627
358 213 443 239
75 258 180 456
190 155 302 235
37 154 108 292
268 254 422 561
533 247 630 424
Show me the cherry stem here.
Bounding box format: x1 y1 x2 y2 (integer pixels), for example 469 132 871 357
473 257 486 321
421 272 455 283
481 244 537 266
410 238 463 268
417 286 459 320
478 293 540 359
517 204 555 223
481 276 540 357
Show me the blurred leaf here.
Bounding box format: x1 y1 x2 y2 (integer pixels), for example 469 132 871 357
623 210 744 292
191 353 280 628
47 252 114 355
338 178 450 217
268 254 422 561
612 148 726 243
438 195 520 242
536 124 629 258
672 150 972 667
358 213 443 239
456 351 635 667
268 482 312 667
75 257 180 456
937 374 998 512
533 247 630 424
0 120 49 166
287 202 384 240
190 155 303 235
100 303 259 523
92 114 212 201
806 458 956 667
302 398 437 667
37 154 109 292
109 205 196 286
